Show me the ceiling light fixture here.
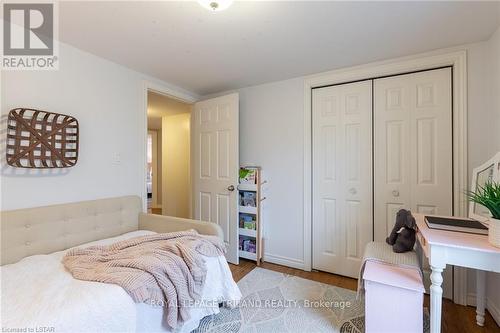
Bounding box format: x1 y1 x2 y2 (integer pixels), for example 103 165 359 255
198 0 233 12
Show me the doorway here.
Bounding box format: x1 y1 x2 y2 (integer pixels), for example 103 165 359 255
146 90 192 218
142 83 240 263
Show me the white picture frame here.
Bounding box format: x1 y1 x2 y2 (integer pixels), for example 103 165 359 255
469 152 500 224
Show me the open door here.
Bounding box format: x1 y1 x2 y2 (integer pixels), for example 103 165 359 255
192 93 239 264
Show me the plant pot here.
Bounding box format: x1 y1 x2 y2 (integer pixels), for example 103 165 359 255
488 218 500 248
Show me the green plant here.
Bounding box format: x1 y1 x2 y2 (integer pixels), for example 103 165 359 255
466 182 500 219
239 169 250 179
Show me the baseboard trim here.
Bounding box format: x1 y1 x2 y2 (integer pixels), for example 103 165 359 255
489 300 500 327
467 293 500 326
263 253 305 270
467 292 476 306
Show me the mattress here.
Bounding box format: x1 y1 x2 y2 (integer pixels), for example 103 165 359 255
1 230 242 333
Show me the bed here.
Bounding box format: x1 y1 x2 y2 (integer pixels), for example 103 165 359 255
0 196 242 332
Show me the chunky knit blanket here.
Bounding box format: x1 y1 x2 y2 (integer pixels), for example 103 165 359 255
357 241 422 299
62 230 226 329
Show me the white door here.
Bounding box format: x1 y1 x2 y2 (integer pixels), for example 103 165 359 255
312 80 373 278
374 68 453 298
192 93 239 264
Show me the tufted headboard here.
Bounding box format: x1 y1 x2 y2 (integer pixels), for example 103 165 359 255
1 196 142 265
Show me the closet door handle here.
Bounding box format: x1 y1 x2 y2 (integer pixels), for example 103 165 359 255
227 185 235 192
392 190 400 197
349 188 357 195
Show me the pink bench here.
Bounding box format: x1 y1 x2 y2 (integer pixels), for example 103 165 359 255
364 261 425 333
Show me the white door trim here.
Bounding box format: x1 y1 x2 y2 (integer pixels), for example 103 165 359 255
303 50 468 304
141 81 199 214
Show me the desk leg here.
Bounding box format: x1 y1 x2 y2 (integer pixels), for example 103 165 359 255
476 270 486 326
430 265 444 333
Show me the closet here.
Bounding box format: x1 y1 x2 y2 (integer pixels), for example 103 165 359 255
312 80 373 278
312 68 453 297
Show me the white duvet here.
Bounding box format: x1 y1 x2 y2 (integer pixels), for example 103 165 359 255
1 230 242 333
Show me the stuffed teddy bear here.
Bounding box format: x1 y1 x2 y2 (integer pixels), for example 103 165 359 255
386 209 417 253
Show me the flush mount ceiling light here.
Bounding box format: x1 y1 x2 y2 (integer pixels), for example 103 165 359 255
198 0 233 12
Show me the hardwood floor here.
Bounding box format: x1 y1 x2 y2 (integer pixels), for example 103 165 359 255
147 207 162 215
229 259 500 333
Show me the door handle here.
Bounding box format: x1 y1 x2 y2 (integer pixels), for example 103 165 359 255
349 188 357 195
227 185 235 192
392 190 400 197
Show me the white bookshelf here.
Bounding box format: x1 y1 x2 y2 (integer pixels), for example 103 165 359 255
239 250 257 261
238 166 264 265
239 227 257 238
237 183 258 191
239 205 257 214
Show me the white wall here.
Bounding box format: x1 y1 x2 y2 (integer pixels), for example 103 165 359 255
162 113 191 218
0 42 197 211
238 78 305 267
491 27 500 150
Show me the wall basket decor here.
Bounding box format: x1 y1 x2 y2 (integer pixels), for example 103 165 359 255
6 108 79 168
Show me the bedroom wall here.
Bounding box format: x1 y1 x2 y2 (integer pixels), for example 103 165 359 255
161 112 191 219
236 78 305 267
0 41 197 211
492 26 500 152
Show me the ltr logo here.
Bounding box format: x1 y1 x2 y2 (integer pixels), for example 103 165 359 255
3 3 54 56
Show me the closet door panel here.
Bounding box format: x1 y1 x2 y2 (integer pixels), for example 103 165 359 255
343 83 373 269
312 81 372 278
313 86 342 267
410 69 453 214
374 78 412 242
374 67 453 299
374 68 452 239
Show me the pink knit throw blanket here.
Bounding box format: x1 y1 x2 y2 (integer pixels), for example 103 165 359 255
62 230 226 329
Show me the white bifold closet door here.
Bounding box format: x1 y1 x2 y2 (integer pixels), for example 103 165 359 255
312 80 373 278
373 67 453 298
312 68 453 291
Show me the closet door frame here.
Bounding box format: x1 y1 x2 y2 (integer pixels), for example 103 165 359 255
303 51 468 305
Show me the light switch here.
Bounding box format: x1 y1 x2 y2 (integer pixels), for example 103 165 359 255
112 152 121 165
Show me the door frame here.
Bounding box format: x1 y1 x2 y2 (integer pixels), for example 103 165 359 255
303 50 468 305
141 81 198 215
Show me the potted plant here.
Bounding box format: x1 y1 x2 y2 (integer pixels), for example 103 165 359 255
466 182 500 248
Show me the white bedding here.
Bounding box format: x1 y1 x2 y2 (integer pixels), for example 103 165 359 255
1 230 242 333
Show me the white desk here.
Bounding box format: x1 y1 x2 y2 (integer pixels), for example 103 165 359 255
414 214 500 333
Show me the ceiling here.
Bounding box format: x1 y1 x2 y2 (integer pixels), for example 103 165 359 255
147 91 191 129
60 1 500 96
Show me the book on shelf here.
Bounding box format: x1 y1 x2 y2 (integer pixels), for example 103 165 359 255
239 167 257 184
239 191 256 207
239 213 256 230
424 216 488 235
238 236 256 253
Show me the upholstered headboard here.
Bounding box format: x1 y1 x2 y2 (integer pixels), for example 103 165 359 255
1 196 142 265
